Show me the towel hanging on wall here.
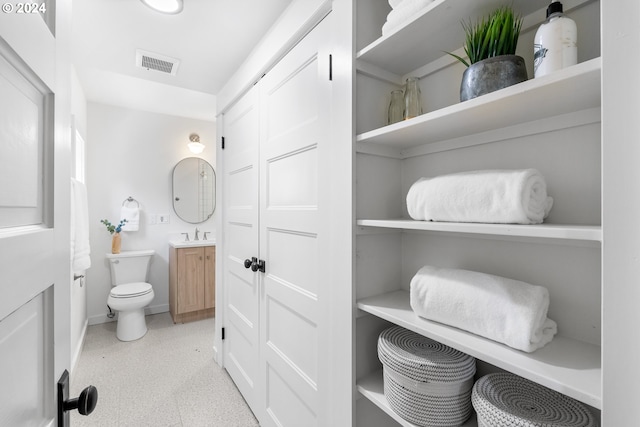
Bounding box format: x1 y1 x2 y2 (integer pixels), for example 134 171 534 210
120 196 140 231
71 178 91 273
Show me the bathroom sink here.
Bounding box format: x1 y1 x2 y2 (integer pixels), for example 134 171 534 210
169 239 215 248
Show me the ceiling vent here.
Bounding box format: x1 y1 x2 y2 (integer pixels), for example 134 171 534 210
135 49 180 76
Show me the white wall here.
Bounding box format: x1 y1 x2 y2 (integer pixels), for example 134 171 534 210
85 102 216 324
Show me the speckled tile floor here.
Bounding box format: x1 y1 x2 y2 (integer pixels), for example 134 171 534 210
70 312 259 427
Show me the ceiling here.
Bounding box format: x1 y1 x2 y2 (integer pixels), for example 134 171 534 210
71 0 293 120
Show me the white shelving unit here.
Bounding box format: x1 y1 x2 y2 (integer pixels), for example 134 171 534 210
356 219 602 243
353 0 602 425
356 58 601 152
357 291 601 409
356 0 548 75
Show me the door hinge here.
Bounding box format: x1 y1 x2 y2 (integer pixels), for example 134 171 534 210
221 136 225 150
221 327 225 340
329 54 333 81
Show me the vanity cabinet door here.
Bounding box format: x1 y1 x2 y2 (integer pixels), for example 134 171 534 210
177 247 205 314
204 246 215 310
169 245 216 323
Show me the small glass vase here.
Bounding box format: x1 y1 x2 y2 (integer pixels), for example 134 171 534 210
111 232 121 254
403 76 423 120
387 89 404 125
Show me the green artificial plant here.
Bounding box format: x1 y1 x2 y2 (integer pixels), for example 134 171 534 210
101 218 127 234
448 5 523 67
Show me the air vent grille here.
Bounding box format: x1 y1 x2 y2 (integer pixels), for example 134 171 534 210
135 49 180 76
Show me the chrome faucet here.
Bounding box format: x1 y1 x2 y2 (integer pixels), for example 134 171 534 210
194 227 200 241
203 231 210 241
181 232 189 242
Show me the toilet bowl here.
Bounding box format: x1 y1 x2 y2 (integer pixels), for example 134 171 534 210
106 250 155 341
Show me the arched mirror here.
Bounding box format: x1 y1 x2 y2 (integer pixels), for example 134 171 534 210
172 157 216 223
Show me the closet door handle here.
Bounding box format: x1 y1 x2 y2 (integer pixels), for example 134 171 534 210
244 257 256 269
256 259 266 273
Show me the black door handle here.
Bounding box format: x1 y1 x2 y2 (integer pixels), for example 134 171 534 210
58 370 98 426
244 257 256 269
66 385 98 416
244 257 265 273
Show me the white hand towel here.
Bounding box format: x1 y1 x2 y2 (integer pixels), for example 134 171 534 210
410 265 557 353
120 206 140 231
389 0 404 9
406 169 553 224
382 0 434 35
70 178 91 273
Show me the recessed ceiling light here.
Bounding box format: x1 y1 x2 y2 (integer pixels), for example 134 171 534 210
140 0 183 14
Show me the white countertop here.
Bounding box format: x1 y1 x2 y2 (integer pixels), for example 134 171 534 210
169 239 216 248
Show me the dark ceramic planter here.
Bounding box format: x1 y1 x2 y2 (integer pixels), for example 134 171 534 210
460 55 528 102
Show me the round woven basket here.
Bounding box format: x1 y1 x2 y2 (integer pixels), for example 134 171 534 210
378 326 476 427
472 373 599 427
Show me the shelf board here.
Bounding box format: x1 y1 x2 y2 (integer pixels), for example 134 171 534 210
357 290 602 409
357 370 478 427
356 58 601 151
357 0 547 76
356 219 602 243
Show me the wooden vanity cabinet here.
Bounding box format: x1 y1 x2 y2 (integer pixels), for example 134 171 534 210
169 245 215 323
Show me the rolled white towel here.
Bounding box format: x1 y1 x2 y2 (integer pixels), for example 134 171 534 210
389 0 404 9
410 265 558 353
406 169 553 224
382 0 434 35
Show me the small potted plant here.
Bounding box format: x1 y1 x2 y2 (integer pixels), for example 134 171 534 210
101 219 127 254
448 5 528 101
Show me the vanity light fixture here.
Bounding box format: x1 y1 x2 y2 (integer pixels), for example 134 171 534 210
140 0 183 14
187 133 205 154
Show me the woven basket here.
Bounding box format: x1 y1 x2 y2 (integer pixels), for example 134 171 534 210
472 373 599 427
378 326 476 427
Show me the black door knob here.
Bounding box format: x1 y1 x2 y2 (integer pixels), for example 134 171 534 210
65 385 98 416
58 369 98 427
244 257 257 269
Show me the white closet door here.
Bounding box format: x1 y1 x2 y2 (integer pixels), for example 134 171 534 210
222 85 261 414
258 16 332 427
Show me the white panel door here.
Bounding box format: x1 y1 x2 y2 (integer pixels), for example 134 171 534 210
258 16 331 427
222 85 261 415
0 6 71 427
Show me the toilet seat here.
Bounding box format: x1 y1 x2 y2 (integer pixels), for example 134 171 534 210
110 282 152 298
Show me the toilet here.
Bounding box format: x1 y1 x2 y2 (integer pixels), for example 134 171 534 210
106 249 155 341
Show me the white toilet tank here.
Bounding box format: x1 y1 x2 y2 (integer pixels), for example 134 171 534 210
106 250 154 286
